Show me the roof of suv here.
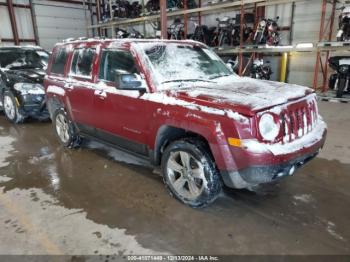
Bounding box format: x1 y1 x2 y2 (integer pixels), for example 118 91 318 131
55 37 204 48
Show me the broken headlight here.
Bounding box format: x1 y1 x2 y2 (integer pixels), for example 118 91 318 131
14 83 45 95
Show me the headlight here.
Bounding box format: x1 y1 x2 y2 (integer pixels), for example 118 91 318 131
258 113 280 141
339 65 349 74
14 83 45 95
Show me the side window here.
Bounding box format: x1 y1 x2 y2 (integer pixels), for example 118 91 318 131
98 50 139 82
51 47 68 75
71 48 95 77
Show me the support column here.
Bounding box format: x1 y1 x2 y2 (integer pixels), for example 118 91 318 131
7 0 20 45
313 0 327 90
160 0 167 39
29 0 39 45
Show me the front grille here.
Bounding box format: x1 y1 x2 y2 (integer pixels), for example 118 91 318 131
279 96 318 143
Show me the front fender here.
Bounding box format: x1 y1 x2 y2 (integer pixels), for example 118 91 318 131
150 108 240 170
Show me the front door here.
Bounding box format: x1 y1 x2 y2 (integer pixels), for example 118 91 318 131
93 48 151 155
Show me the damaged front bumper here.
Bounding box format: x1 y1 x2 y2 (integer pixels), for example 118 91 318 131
221 118 327 189
18 93 49 120
221 150 320 189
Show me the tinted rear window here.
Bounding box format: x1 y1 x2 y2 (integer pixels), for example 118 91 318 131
51 47 68 75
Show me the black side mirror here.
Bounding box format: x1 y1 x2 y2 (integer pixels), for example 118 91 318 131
115 72 146 92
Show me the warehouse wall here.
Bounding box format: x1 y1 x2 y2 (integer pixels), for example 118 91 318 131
0 0 89 51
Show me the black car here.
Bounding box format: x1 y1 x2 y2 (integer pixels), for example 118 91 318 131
0 46 50 123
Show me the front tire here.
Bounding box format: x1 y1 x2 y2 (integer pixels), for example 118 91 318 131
53 109 81 148
2 91 25 124
161 138 222 208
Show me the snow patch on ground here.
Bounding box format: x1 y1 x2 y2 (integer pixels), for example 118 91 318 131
0 187 166 255
0 135 15 168
327 221 345 241
28 153 55 165
293 194 314 203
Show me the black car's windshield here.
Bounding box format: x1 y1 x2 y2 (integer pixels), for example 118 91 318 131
136 42 233 90
0 49 49 70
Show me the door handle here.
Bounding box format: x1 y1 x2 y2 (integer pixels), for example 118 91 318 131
94 89 107 99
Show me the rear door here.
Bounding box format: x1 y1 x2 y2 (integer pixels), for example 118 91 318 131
66 46 97 134
45 45 70 113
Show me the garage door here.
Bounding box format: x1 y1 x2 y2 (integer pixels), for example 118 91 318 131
33 1 89 51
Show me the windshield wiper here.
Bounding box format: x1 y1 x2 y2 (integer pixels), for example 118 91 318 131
161 79 215 84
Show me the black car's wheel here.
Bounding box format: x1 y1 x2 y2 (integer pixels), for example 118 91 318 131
2 91 25 124
53 109 81 148
161 138 222 208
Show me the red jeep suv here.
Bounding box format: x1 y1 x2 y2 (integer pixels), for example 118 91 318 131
44 39 327 207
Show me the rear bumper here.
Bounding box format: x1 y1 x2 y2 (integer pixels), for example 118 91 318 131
221 119 327 189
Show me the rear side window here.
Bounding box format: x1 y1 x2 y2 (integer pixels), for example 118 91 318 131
98 50 138 82
51 47 68 75
71 48 95 77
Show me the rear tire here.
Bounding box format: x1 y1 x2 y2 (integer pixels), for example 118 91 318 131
161 138 222 208
53 109 81 148
2 91 25 124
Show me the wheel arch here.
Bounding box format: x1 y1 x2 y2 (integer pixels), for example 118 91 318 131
151 124 219 167
46 95 66 120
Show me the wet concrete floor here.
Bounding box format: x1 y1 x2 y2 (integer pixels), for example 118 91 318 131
0 101 349 256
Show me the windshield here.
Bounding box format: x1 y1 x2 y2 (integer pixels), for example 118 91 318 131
0 49 49 70
136 42 233 90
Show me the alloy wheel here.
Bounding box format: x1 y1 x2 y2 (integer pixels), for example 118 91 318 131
166 151 208 200
4 95 16 120
55 114 70 143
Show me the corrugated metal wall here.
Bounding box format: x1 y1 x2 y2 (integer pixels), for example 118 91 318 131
0 0 89 50
33 0 88 50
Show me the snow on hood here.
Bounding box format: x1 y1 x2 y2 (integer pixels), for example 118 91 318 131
180 75 313 112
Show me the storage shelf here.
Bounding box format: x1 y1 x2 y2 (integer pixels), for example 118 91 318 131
89 0 304 29
215 42 350 55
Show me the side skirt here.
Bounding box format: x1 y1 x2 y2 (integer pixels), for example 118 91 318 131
76 123 152 163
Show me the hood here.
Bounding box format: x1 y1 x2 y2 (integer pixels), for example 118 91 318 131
171 76 313 115
2 68 46 86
